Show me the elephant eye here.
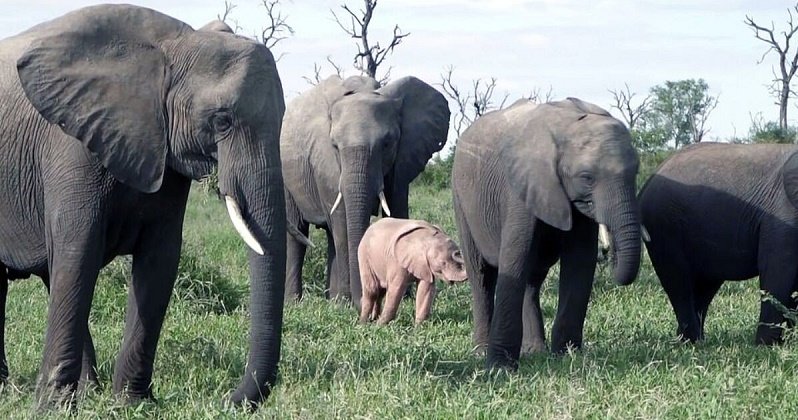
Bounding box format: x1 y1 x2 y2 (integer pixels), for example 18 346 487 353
211 112 234 134
579 172 595 186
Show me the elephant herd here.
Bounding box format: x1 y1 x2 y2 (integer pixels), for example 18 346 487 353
0 3 796 411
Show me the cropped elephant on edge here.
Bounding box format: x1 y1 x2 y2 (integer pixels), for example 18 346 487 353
0 6 288 408
640 143 798 345
280 75 450 308
452 98 642 369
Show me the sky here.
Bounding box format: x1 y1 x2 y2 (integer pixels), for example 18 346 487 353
2 0 797 143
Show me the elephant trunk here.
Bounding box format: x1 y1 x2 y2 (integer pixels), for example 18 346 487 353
340 145 382 308
600 182 641 286
218 152 286 408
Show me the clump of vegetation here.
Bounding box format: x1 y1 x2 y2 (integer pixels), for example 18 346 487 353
173 242 245 314
413 155 454 190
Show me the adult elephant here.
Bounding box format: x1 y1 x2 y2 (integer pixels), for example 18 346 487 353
281 75 450 307
452 98 642 369
0 5 287 407
639 143 798 345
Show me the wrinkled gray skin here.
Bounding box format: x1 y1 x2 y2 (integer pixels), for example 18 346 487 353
357 217 468 325
640 143 798 345
0 6 286 408
452 98 642 369
281 75 450 308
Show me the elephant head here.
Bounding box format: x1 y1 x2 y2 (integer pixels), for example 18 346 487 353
15 5 286 406
502 98 641 285
311 75 450 301
388 221 468 284
784 150 798 209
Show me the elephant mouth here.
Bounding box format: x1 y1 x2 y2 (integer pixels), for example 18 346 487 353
572 199 595 217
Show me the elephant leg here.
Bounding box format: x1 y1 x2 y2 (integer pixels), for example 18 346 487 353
112 223 182 401
372 288 385 320
454 205 495 354
376 274 409 325
487 229 534 369
39 273 98 388
0 270 7 383
550 214 597 354
521 269 549 355
37 223 103 403
693 278 724 340
414 281 437 325
285 221 309 303
755 229 798 345
647 240 700 342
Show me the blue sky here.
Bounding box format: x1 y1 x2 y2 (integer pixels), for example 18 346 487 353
2 0 797 142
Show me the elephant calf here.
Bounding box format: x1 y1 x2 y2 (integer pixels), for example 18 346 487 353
358 218 467 325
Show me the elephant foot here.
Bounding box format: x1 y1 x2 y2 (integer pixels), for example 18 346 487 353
34 382 79 412
755 324 785 346
550 340 582 355
520 339 547 355
676 325 703 344
486 346 519 371
117 389 158 406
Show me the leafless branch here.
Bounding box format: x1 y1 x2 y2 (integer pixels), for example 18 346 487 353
745 4 798 130
302 56 346 86
608 83 651 130
258 0 295 50
526 86 554 104
438 66 509 136
218 0 243 34
331 0 409 82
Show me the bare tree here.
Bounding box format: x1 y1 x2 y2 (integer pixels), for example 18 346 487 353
526 86 554 104
219 0 293 55
439 66 510 136
303 56 346 85
257 0 294 50
218 0 243 33
332 0 409 84
687 93 719 143
608 83 651 131
745 4 798 130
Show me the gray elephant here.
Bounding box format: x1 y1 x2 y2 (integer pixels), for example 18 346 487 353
452 98 642 369
0 5 287 407
281 75 450 307
640 143 798 345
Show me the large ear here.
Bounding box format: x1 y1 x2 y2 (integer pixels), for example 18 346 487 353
378 77 450 185
499 103 572 230
783 150 798 209
388 222 436 282
15 6 185 193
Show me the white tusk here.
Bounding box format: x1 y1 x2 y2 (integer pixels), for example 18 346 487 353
641 224 651 242
225 196 264 255
329 191 343 215
598 223 611 250
379 191 391 217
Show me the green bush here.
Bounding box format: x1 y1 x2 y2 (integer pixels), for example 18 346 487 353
413 154 454 190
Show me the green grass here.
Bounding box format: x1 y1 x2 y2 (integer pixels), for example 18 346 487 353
2 183 797 418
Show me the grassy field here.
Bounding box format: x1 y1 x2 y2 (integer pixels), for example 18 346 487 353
1 183 797 419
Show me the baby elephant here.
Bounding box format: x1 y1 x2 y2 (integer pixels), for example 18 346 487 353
358 218 468 325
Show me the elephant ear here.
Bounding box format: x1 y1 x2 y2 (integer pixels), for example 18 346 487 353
550 97 612 117
500 103 572 231
783 150 798 210
378 77 450 185
388 221 436 283
15 5 186 193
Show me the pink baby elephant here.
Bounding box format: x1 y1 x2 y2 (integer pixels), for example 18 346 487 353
358 217 468 325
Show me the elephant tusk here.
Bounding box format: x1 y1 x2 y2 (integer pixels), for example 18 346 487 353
598 223 611 250
287 224 314 248
225 196 265 255
641 224 651 242
379 191 391 217
329 191 343 215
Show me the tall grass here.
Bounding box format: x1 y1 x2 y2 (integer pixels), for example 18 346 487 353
1 184 796 418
